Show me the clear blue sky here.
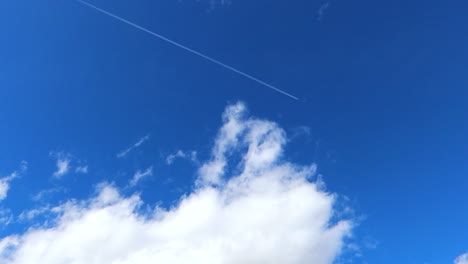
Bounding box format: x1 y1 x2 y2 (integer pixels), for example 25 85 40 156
0 0 467 263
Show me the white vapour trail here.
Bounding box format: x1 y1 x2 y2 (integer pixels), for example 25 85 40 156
76 0 299 100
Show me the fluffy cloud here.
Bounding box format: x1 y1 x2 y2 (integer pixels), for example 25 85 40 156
455 253 468 264
0 161 27 201
0 102 352 264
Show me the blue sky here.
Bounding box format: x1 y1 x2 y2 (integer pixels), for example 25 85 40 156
0 0 467 263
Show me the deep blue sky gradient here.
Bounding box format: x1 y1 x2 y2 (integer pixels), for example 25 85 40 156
1 0 468 262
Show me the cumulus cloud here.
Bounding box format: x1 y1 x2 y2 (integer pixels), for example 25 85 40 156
0 161 27 201
117 134 151 158
129 166 153 187
0 102 352 264
456 253 468 264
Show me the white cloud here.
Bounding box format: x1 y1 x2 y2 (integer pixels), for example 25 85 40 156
0 209 14 225
455 253 468 264
129 166 153 187
0 181 11 202
117 134 151 158
54 159 69 178
50 152 88 178
51 153 71 178
0 102 352 264
166 150 198 165
198 102 246 186
0 161 27 201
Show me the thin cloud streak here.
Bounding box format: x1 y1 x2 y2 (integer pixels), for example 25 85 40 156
129 166 153 186
117 134 151 158
166 150 198 165
76 0 299 100
0 161 28 201
32 187 66 202
317 2 330 21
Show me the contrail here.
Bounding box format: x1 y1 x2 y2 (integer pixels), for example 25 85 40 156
76 0 299 100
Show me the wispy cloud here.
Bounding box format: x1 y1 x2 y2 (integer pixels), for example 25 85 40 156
208 0 232 10
289 125 312 141
75 166 89 174
50 152 88 178
54 159 70 178
0 161 28 201
18 205 53 222
166 150 198 165
317 2 330 21
0 209 13 225
50 153 71 178
32 187 66 202
129 166 153 187
117 134 151 158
